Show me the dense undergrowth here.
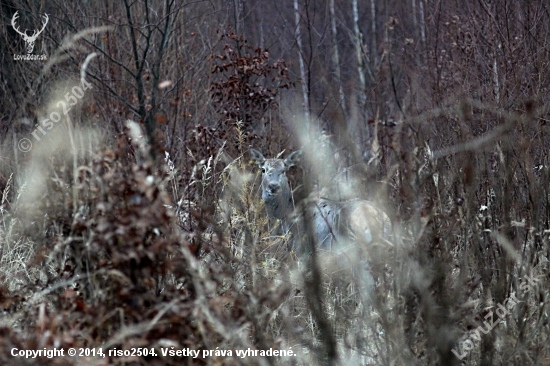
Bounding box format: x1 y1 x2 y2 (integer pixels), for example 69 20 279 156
0 1 549 365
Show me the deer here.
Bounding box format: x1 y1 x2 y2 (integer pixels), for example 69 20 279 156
249 148 390 256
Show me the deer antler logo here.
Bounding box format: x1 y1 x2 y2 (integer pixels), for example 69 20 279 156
11 11 49 54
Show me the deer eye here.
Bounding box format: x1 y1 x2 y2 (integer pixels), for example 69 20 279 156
261 168 266 173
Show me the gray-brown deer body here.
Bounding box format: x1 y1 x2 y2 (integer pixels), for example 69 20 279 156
250 148 389 254
251 149 301 234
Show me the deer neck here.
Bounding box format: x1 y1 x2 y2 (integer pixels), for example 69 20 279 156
263 184 294 232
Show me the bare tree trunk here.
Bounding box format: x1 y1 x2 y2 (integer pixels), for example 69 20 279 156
294 0 310 124
419 0 426 45
330 0 346 114
411 0 423 67
232 0 245 40
412 0 417 29
353 0 367 110
493 52 500 104
370 0 377 63
491 7 501 106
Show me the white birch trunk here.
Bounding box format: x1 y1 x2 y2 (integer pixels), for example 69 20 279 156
294 0 310 123
330 0 346 113
493 49 500 103
370 0 376 62
419 0 426 45
353 0 367 107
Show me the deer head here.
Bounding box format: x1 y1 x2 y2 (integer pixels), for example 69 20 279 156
250 148 302 225
12 11 49 54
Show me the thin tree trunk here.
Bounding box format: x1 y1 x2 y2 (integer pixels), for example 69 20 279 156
493 52 500 104
412 0 417 29
353 0 367 109
370 0 376 63
294 0 310 124
419 0 426 45
330 0 346 114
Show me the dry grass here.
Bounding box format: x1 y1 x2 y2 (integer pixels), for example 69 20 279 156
0 90 549 366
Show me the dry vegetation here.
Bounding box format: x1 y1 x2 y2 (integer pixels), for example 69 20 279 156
0 0 549 365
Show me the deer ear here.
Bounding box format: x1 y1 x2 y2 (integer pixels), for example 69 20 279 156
249 148 265 166
284 150 302 168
